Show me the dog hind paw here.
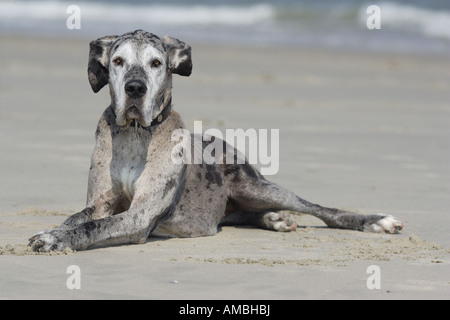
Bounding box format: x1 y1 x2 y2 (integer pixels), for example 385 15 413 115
264 211 297 232
363 214 403 234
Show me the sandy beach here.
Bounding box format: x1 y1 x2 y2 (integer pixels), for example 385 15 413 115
0 34 449 300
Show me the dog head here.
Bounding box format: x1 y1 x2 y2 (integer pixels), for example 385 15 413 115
88 30 192 128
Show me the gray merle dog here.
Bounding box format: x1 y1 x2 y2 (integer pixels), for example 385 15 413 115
29 30 403 252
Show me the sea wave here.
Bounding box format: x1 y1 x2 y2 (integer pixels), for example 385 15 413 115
0 0 449 53
371 2 450 40
0 1 275 26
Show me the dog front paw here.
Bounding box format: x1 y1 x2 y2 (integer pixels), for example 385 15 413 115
28 229 73 252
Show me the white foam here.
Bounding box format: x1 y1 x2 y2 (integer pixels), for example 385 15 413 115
0 1 275 26
360 2 450 40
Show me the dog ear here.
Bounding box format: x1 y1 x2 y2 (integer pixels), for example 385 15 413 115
162 36 193 77
87 35 118 93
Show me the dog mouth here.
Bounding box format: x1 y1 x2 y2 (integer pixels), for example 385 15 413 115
126 105 141 120
119 91 170 129
124 104 149 128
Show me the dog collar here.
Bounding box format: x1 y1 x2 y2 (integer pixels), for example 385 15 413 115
150 98 173 127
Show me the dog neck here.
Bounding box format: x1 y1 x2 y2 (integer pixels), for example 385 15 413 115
130 97 173 130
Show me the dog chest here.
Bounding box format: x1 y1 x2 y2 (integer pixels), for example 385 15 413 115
120 164 142 201
111 131 151 202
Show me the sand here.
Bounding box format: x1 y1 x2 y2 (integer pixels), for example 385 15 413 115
0 34 449 300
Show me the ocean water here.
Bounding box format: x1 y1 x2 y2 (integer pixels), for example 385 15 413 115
1 0 450 54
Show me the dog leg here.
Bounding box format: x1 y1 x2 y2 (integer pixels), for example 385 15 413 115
225 163 403 233
29 163 187 252
57 207 96 230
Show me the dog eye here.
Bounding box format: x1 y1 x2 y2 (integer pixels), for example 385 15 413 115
151 59 161 68
113 57 123 66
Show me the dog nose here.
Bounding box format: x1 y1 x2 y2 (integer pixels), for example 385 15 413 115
125 80 147 98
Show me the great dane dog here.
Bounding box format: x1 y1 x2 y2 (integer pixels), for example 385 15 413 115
29 30 403 252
